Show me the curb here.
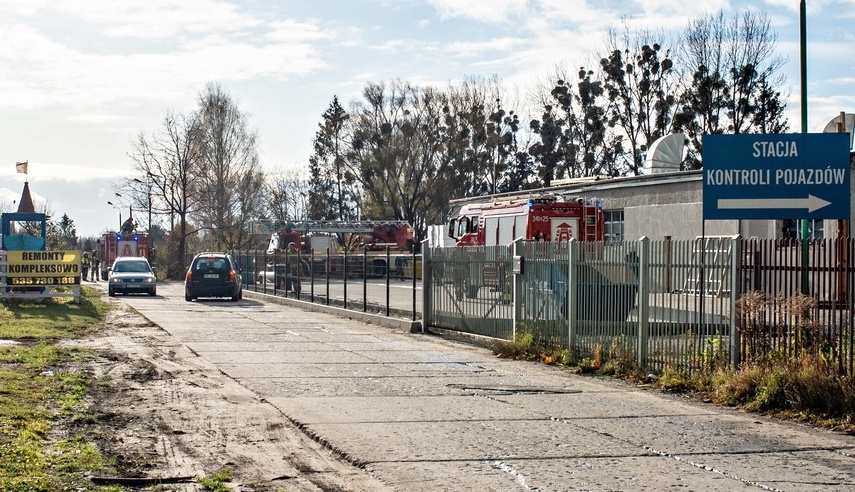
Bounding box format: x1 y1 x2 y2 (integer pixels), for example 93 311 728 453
243 289 422 333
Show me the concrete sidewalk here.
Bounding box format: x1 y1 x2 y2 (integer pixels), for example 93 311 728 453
127 284 855 491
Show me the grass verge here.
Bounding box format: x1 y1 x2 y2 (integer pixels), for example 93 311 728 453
0 287 123 491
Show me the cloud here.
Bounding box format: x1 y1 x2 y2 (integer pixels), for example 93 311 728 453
827 76 855 85
56 0 262 39
763 0 855 14
0 187 20 209
427 0 527 23
0 2 336 111
0 161 133 182
444 37 524 58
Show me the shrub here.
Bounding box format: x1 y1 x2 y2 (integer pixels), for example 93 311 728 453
715 356 855 419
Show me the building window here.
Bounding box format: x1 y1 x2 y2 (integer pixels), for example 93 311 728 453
604 210 624 243
782 219 824 240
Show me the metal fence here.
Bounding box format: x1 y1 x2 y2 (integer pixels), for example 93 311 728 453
424 238 736 373
231 248 421 319
424 237 855 375
423 245 514 339
233 236 855 375
739 238 854 374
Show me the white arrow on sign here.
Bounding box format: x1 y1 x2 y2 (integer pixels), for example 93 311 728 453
718 195 831 213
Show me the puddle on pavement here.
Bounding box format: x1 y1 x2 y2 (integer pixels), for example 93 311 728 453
448 384 582 395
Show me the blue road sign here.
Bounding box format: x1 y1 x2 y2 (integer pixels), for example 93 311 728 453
703 133 851 220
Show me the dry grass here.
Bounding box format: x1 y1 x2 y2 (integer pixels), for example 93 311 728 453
493 331 639 378
493 329 855 431
714 356 855 420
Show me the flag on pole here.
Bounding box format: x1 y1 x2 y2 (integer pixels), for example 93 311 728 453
15 161 28 174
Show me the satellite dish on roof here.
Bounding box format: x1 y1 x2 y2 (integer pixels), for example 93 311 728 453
643 133 685 174
822 113 855 151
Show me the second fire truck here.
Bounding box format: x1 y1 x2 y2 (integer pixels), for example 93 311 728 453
260 220 415 292
448 193 604 246
446 193 604 299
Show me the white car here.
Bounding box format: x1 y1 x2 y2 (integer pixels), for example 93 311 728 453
108 257 157 297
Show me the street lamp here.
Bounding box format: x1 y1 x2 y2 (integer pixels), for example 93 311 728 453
107 201 121 230
133 178 153 247
114 192 135 233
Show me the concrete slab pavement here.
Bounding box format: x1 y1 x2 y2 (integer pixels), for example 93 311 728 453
115 282 855 491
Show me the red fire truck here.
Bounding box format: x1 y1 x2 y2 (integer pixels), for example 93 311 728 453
98 232 150 280
448 194 604 246
260 220 414 291
266 220 414 254
446 194 604 299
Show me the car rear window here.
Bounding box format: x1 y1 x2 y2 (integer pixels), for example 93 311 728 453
194 257 230 272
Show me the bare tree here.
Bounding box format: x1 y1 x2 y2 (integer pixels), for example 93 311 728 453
129 110 203 277
194 82 264 251
676 9 788 167
264 165 310 223
600 24 679 175
723 11 786 134
530 64 620 180
346 80 415 221
346 80 466 240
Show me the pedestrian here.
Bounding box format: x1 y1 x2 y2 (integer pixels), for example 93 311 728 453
121 216 135 235
91 250 101 282
81 251 90 282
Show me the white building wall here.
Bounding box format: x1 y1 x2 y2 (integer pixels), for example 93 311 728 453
624 202 738 241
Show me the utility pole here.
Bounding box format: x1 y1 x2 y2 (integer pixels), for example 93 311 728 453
799 0 809 295
134 178 153 249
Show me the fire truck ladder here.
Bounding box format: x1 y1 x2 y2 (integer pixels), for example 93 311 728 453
580 199 601 242
251 219 411 234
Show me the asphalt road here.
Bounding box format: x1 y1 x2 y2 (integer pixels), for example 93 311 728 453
249 275 422 315
114 280 855 491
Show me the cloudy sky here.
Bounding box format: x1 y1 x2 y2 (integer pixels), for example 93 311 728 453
1 0 853 236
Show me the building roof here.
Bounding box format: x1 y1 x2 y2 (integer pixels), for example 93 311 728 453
448 170 703 208
16 182 35 213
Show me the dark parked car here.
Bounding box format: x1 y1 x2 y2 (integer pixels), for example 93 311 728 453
108 256 157 297
185 252 243 301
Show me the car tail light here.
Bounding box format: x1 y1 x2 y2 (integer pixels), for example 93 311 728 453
229 270 237 282
186 270 192 282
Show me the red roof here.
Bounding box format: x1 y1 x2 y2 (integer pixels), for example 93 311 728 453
16 182 35 213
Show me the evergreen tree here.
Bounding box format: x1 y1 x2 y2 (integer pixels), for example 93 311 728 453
56 213 78 249
308 96 354 220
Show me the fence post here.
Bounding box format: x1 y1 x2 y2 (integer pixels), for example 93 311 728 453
270 251 276 296
512 238 524 342
296 249 302 301
421 240 431 332
730 235 742 368
364 248 369 313
637 237 650 368
412 245 418 322
385 246 390 316
310 248 315 303
325 248 330 305
567 239 578 350
343 245 348 309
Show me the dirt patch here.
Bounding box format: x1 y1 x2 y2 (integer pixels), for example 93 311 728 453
66 301 390 491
